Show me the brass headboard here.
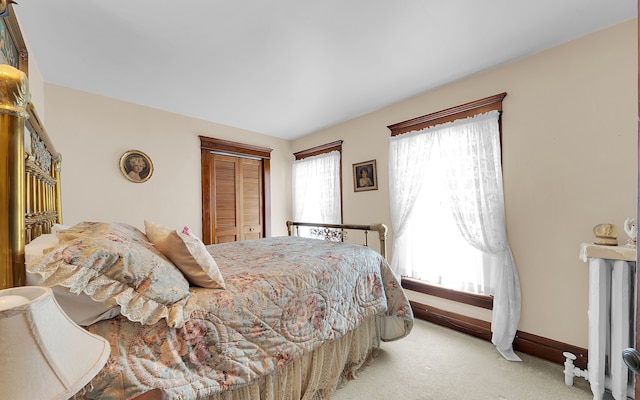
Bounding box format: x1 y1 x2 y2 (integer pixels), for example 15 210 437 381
24 103 62 241
0 66 62 289
0 5 62 289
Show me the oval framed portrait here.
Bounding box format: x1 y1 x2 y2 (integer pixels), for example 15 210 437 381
119 150 153 183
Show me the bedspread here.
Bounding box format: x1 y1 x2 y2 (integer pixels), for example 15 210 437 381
78 237 413 399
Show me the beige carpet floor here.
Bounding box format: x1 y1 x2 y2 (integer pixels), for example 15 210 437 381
332 318 603 400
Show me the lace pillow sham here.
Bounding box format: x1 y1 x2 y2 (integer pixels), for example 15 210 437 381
25 232 120 326
28 221 195 328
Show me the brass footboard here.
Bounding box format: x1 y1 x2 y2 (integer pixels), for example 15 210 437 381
286 220 388 260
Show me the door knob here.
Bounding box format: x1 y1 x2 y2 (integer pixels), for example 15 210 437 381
622 348 640 374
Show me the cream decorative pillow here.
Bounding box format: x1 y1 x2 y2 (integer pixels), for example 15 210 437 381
144 220 226 289
29 221 195 328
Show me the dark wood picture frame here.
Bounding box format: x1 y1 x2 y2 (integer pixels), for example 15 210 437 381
119 150 153 183
353 159 378 192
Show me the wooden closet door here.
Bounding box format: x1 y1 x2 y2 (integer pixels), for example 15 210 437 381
240 158 263 240
200 136 272 245
212 154 240 243
206 154 265 243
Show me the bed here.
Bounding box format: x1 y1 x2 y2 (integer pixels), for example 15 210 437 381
0 38 413 400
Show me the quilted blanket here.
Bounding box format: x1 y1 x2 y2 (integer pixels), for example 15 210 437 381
78 237 413 399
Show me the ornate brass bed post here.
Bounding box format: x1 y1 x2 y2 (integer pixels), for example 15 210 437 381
0 65 30 289
371 223 388 260
53 155 62 224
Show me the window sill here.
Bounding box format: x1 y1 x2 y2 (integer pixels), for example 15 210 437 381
401 277 493 310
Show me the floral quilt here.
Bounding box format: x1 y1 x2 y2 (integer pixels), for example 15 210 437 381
78 237 413 399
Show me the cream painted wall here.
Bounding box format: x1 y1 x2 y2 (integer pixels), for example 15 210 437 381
291 20 638 348
40 85 293 238
25 53 44 116
23 16 637 349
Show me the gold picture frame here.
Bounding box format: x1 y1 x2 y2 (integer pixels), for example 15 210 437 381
353 159 378 192
119 150 153 183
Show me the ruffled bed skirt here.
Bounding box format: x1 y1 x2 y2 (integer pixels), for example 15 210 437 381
196 316 380 400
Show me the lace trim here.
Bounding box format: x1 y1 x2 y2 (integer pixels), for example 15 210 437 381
27 260 199 328
187 317 378 399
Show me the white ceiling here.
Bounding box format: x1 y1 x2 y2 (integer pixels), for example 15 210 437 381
12 1 637 140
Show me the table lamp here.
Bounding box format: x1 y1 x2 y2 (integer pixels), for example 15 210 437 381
0 286 111 399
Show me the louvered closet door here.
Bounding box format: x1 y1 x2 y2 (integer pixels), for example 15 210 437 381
240 158 263 240
212 154 240 243
200 136 272 245
208 154 264 244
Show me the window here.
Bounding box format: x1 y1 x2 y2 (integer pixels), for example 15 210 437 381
388 93 522 361
387 93 508 294
292 141 343 232
407 170 489 293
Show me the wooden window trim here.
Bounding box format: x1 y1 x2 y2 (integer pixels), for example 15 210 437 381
387 92 507 136
293 140 343 160
402 277 493 310
292 140 344 222
389 93 506 308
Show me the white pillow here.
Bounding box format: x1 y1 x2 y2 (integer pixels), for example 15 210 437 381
145 220 226 289
31 221 193 328
25 232 121 326
50 286 121 326
51 223 71 233
25 233 59 265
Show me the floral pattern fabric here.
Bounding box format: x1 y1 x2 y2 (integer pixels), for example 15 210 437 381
28 221 194 328
80 237 413 400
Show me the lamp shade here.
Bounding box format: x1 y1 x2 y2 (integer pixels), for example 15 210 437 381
0 286 111 399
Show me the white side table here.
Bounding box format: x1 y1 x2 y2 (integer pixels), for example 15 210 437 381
580 243 636 400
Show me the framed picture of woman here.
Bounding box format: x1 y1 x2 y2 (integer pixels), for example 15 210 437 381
353 159 378 192
119 150 153 183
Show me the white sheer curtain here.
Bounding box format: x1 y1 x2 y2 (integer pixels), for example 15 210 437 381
388 110 521 361
292 151 341 231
